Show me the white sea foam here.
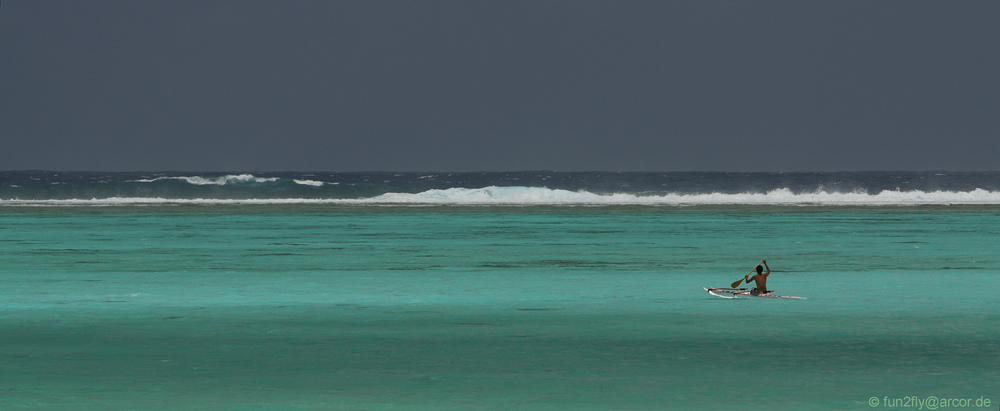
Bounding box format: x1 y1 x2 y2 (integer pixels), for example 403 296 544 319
293 179 325 186
131 174 279 185
3 186 1000 206
364 186 1000 205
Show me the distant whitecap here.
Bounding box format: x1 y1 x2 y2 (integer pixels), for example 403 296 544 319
130 174 279 185
4 186 1000 206
293 179 325 187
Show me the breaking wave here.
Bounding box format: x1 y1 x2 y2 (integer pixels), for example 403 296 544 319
131 174 280 185
3 186 1000 206
292 179 325 187
366 186 1000 205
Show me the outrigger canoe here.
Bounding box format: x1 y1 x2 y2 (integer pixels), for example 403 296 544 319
703 287 805 300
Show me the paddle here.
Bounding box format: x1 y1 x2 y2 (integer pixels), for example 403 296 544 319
730 272 751 288
731 261 764 288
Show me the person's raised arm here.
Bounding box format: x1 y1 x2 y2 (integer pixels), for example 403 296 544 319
744 266 756 285
762 260 770 277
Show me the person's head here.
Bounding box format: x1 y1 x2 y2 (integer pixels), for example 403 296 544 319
756 265 763 275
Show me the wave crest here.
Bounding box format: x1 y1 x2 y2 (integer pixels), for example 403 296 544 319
4 186 1000 206
367 186 1000 205
131 174 279 185
292 179 325 187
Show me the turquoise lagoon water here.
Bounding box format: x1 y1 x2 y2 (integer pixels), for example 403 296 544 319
1 205 998 410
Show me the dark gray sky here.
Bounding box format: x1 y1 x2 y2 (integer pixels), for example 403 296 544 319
2 1 998 171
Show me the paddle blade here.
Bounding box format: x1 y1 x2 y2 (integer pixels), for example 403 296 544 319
731 279 744 288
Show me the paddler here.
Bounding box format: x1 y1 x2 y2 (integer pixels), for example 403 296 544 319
743 260 770 295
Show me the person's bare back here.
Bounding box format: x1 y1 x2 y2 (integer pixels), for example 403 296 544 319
744 260 771 294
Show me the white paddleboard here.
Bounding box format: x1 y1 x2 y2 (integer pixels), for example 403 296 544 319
703 287 805 300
